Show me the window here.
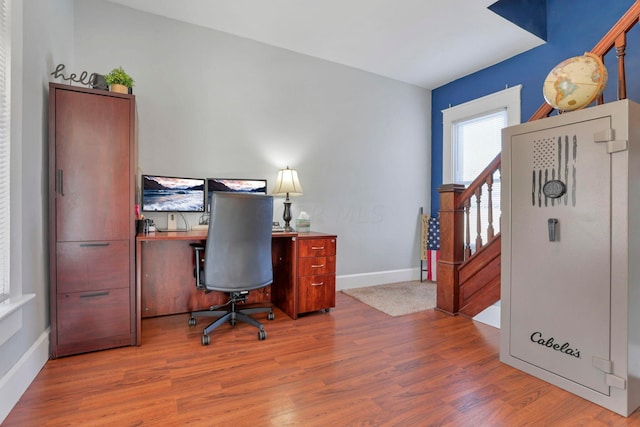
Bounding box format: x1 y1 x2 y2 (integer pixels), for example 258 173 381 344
453 110 506 184
0 0 9 304
442 85 521 247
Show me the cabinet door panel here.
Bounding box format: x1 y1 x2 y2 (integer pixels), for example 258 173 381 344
298 275 335 313
55 90 131 242
56 287 131 347
57 240 129 293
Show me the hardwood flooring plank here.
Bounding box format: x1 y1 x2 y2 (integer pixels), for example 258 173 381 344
4 293 640 426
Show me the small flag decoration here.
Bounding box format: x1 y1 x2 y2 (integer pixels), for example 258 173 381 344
426 216 440 281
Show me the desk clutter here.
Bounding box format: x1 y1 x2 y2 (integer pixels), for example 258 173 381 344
295 211 311 232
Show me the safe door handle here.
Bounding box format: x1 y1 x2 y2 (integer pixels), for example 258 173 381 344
548 218 558 242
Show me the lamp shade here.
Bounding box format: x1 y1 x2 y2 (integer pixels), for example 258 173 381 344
272 166 303 196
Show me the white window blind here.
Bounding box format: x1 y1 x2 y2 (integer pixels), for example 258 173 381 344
0 0 10 303
453 109 506 183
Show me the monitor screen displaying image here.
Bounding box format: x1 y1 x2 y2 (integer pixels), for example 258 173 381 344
206 178 267 210
141 175 205 212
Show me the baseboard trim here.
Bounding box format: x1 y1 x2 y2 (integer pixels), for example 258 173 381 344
0 329 50 424
336 268 421 291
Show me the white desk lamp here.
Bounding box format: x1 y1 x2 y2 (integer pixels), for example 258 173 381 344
272 166 303 231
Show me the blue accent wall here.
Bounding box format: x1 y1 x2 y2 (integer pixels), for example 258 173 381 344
489 0 547 40
431 0 639 216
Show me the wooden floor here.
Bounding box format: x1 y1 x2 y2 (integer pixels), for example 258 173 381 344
5 292 640 426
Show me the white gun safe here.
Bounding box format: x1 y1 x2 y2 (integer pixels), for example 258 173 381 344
501 99 640 416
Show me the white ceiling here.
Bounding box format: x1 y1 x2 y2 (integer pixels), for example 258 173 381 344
104 0 544 89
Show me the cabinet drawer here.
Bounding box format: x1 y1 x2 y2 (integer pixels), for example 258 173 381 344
57 240 129 293
298 274 336 313
298 256 336 276
299 238 336 257
56 287 131 348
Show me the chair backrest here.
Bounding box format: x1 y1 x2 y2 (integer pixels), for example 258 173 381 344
204 192 274 292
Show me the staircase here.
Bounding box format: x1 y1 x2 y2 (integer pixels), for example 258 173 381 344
435 1 640 317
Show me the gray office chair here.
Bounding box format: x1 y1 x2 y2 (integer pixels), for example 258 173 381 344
189 192 275 345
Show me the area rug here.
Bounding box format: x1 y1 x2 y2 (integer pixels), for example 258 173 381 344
341 280 436 317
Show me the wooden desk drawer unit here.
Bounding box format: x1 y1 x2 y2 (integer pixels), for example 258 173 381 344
297 235 336 314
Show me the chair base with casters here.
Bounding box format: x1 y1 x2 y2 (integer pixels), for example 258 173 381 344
188 290 275 345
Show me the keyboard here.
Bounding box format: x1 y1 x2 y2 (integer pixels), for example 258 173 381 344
191 224 209 231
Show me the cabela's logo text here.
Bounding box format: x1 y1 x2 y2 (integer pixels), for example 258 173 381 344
530 331 581 358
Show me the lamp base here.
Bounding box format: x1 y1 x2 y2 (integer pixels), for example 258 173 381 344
282 198 294 232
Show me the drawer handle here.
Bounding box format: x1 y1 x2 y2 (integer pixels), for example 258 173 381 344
311 246 325 250
56 169 64 195
80 242 110 247
311 264 325 268
80 291 109 298
311 282 324 286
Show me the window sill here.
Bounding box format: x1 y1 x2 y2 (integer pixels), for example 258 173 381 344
0 294 36 347
0 294 35 321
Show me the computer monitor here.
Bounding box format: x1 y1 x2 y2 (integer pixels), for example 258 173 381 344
141 175 205 212
206 178 267 211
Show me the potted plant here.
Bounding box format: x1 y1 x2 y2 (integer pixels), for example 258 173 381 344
104 66 134 94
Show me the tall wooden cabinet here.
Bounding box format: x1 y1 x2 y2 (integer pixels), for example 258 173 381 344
49 83 137 358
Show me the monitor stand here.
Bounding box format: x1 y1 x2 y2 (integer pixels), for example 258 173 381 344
156 212 188 232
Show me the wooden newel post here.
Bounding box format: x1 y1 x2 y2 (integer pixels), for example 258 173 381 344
436 183 466 315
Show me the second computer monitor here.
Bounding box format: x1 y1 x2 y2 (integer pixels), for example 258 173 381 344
206 178 267 211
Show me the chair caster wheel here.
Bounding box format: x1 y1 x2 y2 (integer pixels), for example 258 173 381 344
230 319 237 326
202 334 210 345
188 317 196 326
267 312 275 321
258 330 267 340
324 308 331 313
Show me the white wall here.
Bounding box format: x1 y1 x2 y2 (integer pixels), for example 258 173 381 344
0 0 74 422
73 0 432 286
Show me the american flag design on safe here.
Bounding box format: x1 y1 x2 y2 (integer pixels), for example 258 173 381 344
532 134 577 208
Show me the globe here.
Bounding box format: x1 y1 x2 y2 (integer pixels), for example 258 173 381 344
542 52 608 112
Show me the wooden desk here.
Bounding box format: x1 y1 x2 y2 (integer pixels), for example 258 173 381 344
135 230 336 345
